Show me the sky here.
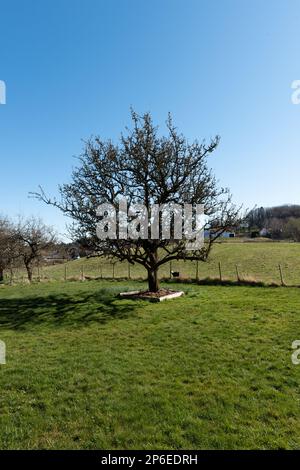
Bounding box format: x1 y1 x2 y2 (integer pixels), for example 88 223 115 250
1 0 300 239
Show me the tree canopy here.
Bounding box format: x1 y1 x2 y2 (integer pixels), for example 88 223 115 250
34 111 239 291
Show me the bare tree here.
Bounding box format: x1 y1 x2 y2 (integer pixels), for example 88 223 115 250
267 217 285 240
0 216 17 283
283 218 300 242
33 111 240 292
16 217 57 282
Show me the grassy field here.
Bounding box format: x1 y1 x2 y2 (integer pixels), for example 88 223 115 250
8 241 300 286
0 279 300 449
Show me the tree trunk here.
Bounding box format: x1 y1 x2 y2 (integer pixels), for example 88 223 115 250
25 263 33 283
147 268 159 292
0 269 3 283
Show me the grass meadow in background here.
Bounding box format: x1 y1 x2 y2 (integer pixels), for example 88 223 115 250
9 241 300 287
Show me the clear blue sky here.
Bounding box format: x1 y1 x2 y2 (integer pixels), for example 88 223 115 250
1 0 300 238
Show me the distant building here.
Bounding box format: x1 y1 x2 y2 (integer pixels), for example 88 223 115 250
222 231 235 239
259 228 269 237
204 230 235 239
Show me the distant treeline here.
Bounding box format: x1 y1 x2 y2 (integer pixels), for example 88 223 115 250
246 205 300 240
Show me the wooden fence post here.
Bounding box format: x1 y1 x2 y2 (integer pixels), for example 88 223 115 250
278 264 284 286
81 265 84 281
64 265 67 281
112 263 115 279
196 261 199 281
218 262 222 282
128 263 131 280
235 265 240 282
169 261 172 279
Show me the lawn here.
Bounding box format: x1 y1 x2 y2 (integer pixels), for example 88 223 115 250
0 279 300 449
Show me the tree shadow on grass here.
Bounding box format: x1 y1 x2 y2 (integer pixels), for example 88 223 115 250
0 289 140 330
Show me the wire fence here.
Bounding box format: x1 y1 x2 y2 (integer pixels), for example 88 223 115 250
2 258 300 287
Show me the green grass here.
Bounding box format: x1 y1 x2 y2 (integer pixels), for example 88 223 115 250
0 279 300 449
10 241 300 286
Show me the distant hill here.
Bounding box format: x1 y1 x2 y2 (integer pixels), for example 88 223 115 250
246 205 300 241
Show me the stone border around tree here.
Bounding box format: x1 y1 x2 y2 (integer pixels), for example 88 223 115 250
119 290 184 302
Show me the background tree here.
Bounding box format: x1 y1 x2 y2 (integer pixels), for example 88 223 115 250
15 217 57 282
267 217 285 240
283 218 300 242
246 207 266 230
34 111 240 292
0 216 17 283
